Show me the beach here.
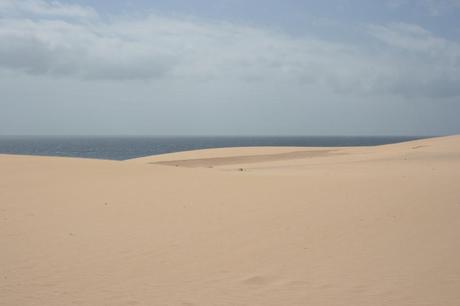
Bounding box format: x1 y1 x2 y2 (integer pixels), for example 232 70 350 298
1 135 460 305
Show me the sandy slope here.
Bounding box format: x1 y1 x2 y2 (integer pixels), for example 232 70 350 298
1 135 460 305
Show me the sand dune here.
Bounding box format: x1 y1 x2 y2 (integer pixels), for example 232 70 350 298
1 135 460 305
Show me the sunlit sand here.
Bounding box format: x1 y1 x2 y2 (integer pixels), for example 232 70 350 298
1 135 460 305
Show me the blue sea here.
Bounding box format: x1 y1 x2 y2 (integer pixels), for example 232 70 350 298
0 136 426 161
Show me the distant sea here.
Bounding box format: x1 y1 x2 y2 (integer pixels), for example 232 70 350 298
0 136 426 161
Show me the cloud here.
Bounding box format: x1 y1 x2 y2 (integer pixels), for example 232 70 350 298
0 0 97 18
0 0 459 98
421 0 460 16
0 8 368 84
367 22 460 97
385 0 460 15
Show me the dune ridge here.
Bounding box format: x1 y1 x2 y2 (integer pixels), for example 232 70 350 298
1 135 460 305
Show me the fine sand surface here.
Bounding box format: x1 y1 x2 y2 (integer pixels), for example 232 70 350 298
1 135 460 305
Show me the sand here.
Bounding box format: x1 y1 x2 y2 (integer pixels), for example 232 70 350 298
1 135 460 305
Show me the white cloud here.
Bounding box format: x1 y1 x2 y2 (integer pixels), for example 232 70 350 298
0 0 97 18
0 1 459 98
368 23 439 51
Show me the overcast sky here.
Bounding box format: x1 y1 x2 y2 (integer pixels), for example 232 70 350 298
0 0 459 135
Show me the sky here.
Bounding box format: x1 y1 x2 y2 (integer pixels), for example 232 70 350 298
0 0 459 136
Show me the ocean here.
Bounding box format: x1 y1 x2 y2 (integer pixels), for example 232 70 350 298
0 136 426 161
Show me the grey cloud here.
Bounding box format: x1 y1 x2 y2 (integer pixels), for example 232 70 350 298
385 0 460 15
367 22 460 97
0 19 177 80
387 74 460 98
421 0 460 16
0 1 460 99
